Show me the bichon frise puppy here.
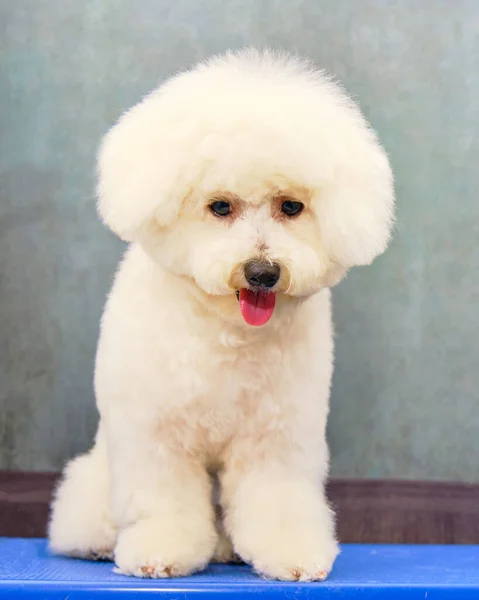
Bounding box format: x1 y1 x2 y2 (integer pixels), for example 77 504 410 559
48 49 394 582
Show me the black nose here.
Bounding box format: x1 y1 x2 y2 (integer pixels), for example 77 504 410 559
244 261 280 289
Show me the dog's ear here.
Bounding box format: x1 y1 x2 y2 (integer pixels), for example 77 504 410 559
96 95 182 242
315 128 395 268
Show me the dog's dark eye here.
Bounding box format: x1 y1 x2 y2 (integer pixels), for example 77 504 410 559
210 200 232 217
281 200 304 217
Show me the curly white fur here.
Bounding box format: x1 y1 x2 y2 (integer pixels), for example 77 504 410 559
49 49 394 582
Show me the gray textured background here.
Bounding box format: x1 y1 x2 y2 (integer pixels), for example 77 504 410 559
1 0 478 480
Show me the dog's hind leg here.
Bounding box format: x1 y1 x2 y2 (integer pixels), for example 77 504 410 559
212 504 242 564
48 422 117 560
210 474 242 564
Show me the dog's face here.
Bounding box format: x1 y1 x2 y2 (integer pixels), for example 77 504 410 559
141 175 343 326
97 50 395 326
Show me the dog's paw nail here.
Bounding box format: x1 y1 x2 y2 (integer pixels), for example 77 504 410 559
290 569 301 580
141 564 156 577
316 569 328 581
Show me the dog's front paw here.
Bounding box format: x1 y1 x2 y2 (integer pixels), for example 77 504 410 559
114 516 217 578
253 538 338 582
236 524 339 581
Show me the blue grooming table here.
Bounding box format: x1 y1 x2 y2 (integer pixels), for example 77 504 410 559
1 539 479 598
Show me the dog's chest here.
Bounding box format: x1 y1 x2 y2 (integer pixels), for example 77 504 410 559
161 331 286 458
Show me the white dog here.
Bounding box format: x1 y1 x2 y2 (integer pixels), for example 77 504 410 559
48 49 394 582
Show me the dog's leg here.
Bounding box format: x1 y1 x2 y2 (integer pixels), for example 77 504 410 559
221 382 338 581
212 502 242 564
105 411 217 578
223 454 338 581
48 423 117 560
208 472 239 564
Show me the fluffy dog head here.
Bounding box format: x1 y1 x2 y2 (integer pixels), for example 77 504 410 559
97 49 394 326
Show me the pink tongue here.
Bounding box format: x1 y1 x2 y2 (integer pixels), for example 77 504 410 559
239 289 276 326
